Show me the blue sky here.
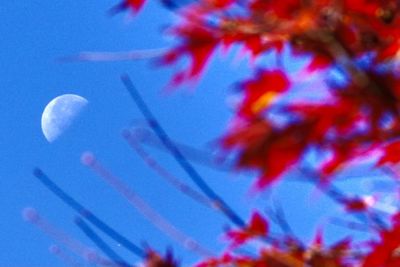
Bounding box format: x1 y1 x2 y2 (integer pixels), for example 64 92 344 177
1 1 392 266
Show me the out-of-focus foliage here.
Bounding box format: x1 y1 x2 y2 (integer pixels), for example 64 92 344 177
28 1 400 266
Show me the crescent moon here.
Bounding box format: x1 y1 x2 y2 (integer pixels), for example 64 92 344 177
41 94 88 142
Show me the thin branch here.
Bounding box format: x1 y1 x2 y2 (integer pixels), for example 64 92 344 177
265 199 296 238
127 126 233 171
75 217 131 267
81 152 214 258
48 245 83 267
297 167 388 231
58 48 168 62
22 207 109 265
120 74 245 228
328 217 371 233
123 129 214 208
33 168 145 258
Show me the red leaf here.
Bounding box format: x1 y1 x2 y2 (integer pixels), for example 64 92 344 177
225 230 251 247
343 198 368 212
239 69 290 117
377 141 400 166
362 212 400 267
226 211 268 247
161 23 219 86
306 55 332 72
248 212 268 236
222 118 309 190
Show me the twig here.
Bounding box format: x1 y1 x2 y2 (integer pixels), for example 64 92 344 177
75 217 131 267
48 245 83 267
127 126 232 171
58 48 168 62
265 199 296 238
329 217 371 233
22 207 109 265
120 74 245 228
297 167 388 231
33 168 146 258
81 152 214 257
123 129 214 208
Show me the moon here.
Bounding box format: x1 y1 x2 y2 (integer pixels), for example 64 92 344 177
41 94 88 142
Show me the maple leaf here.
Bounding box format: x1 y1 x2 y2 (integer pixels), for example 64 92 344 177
239 69 290 117
222 118 311 189
287 98 362 142
226 211 268 247
319 144 353 178
362 212 400 267
109 2 400 265
377 141 400 166
161 22 219 87
255 132 306 189
219 17 285 59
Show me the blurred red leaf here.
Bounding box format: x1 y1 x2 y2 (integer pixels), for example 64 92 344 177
377 141 400 166
362 212 400 267
343 198 369 212
239 69 290 117
226 211 268 247
161 23 219 86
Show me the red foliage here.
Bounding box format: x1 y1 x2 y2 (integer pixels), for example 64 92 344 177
222 118 309 189
378 141 400 166
114 0 400 266
226 211 268 247
161 21 219 86
239 69 290 117
362 213 400 267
